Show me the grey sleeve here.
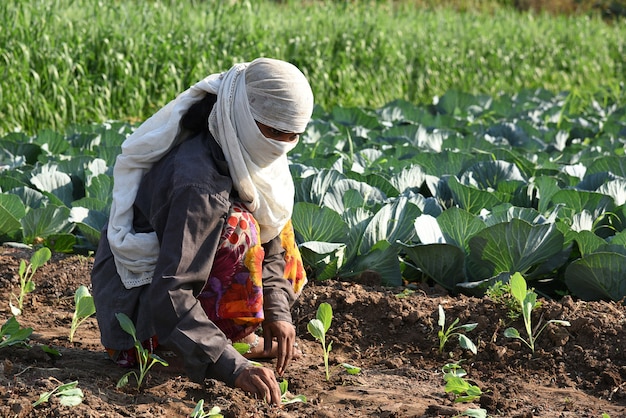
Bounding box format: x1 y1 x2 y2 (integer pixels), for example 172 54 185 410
148 185 250 385
261 234 297 324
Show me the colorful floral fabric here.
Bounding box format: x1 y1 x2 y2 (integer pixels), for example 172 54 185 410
198 203 263 341
197 204 306 342
280 219 307 295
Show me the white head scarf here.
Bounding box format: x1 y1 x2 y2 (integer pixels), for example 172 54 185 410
107 58 314 289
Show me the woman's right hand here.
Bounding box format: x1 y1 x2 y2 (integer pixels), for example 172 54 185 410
234 365 281 405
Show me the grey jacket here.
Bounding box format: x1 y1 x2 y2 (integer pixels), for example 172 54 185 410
91 128 297 387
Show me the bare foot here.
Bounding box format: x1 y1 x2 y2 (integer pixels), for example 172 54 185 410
238 334 302 360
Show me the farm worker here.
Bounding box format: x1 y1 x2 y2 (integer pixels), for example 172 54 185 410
90 57 313 406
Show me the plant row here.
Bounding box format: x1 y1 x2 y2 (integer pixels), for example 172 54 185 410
1 89 626 300
290 89 626 301
1 248 292 414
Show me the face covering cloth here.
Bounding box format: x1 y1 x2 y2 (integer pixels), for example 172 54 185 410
107 58 314 289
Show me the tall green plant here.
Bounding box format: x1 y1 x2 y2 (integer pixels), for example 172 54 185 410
115 313 168 390
2 0 625 135
10 247 51 315
307 302 333 381
437 305 478 355
0 316 33 348
504 272 570 353
69 285 96 342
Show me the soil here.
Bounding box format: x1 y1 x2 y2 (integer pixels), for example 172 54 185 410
1 245 625 418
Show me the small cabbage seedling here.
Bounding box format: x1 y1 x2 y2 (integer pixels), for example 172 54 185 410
10 247 51 315
395 288 416 298
232 339 264 367
442 361 484 403
190 399 223 418
279 379 307 405
444 374 484 402
307 302 332 381
0 316 33 348
232 342 250 355
115 312 168 390
438 305 478 355
340 363 361 375
41 344 61 359
442 360 468 379
69 285 96 342
504 272 570 354
32 380 84 407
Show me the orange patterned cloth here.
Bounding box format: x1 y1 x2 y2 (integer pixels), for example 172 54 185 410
197 204 306 342
280 219 307 295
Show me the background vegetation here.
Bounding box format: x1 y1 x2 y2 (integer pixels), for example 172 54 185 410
0 0 624 135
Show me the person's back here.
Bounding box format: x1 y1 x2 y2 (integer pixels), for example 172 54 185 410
135 131 233 237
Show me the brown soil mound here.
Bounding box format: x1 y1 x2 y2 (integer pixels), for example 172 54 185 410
1 246 625 417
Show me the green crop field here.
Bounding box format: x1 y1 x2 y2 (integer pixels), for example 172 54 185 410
1 0 624 135
1 0 626 301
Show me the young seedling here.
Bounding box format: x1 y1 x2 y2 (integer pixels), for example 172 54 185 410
32 380 84 407
442 361 484 403
10 247 52 315
232 342 250 355
0 316 33 348
279 379 307 405
395 288 416 298
232 339 264 367
307 302 333 381
190 399 223 418
115 312 168 390
41 344 61 360
438 305 478 355
69 285 96 342
503 272 570 354
340 363 361 375
442 360 468 379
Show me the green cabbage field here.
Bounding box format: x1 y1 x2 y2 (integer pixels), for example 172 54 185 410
1 0 625 302
1 88 625 301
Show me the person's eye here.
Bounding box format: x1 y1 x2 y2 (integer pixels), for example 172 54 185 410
269 128 284 136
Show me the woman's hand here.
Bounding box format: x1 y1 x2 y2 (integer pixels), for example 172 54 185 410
234 365 281 405
262 320 296 376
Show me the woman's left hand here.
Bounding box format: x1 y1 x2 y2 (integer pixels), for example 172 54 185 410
262 320 296 376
